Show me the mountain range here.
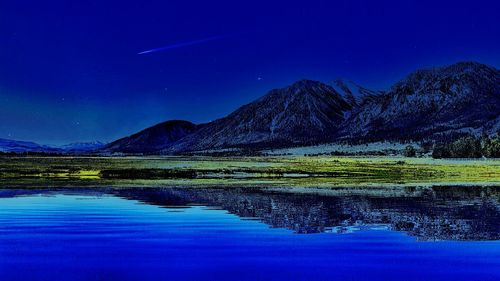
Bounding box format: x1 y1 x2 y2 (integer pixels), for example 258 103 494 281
0 138 59 153
2 61 498 155
0 139 104 154
104 61 499 155
339 62 500 141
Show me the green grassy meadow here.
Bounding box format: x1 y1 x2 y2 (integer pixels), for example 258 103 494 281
1 156 499 188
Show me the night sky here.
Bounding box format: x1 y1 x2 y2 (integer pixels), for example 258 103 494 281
1 0 499 145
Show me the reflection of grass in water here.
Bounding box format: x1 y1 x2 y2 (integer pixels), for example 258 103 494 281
76 170 101 179
0 156 499 187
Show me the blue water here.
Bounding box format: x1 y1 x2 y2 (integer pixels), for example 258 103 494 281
0 188 499 281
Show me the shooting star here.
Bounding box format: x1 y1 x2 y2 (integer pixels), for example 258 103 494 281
138 35 227 55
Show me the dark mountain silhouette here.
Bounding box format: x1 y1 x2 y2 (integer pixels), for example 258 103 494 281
165 79 352 153
101 61 499 154
5 61 498 155
340 62 500 141
103 120 197 153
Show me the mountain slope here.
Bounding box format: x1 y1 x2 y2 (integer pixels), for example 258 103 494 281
103 120 197 153
339 62 500 141
331 79 382 107
166 80 352 152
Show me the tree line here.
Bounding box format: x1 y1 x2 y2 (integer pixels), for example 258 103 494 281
431 132 500 159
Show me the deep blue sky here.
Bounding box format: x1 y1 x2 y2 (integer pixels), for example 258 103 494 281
1 0 499 145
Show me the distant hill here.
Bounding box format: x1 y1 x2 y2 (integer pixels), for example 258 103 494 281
102 61 499 154
0 138 57 153
103 120 197 153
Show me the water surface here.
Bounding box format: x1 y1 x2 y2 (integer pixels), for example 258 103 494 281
0 186 499 280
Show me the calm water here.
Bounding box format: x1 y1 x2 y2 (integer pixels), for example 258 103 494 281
0 186 499 281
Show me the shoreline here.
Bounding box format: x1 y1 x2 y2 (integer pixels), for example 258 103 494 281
1 155 499 188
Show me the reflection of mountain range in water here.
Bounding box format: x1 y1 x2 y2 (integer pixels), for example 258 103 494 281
1 186 498 241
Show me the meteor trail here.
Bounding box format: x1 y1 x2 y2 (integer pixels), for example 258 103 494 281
138 35 226 55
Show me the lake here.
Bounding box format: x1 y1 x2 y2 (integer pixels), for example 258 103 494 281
0 186 499 280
